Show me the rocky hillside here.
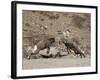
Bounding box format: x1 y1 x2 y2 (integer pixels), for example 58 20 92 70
22 10 91 55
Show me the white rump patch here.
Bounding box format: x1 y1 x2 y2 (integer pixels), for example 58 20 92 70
32 45 37 53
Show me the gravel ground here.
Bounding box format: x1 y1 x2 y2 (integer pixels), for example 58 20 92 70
22 55 90 69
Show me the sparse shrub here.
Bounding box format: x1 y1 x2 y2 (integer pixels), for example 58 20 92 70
72 15 85 29
72 14 90 29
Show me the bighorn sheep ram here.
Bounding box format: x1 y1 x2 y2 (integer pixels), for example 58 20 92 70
27 37 55 59
61 38 85 58
57 29 86 58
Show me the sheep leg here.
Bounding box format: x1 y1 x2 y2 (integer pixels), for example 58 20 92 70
75 50 85 58
27 49 40 59
80 52 86 58
67 48 71 56
47 47 50 54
